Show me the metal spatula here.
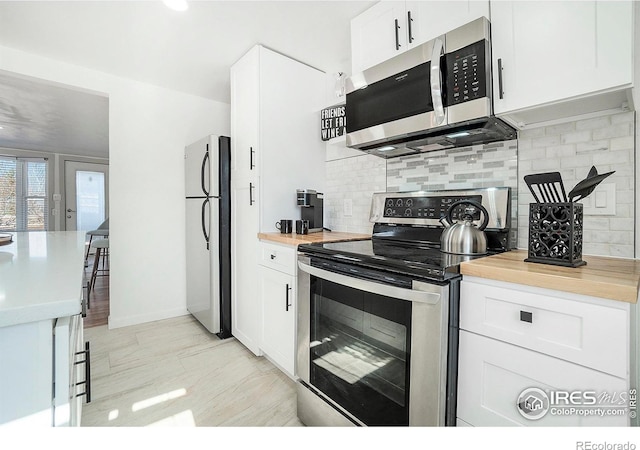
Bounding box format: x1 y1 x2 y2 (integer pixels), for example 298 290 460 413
524 172 568 203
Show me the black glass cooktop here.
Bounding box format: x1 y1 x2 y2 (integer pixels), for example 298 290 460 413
298 238 485 282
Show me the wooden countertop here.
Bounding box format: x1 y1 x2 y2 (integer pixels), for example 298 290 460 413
460 249 640 303
258 231 370 246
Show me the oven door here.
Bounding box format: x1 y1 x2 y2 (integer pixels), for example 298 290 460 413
345 36 446 156
297 256 451 426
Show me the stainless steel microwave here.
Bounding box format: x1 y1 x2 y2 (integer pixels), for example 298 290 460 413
345 17 516 158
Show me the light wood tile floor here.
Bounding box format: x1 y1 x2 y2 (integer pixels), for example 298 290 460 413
82 315 303 427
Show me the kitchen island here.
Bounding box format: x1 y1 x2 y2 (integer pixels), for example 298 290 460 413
0 231 87 427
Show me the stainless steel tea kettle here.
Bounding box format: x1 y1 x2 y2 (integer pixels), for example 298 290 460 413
439 200 489 255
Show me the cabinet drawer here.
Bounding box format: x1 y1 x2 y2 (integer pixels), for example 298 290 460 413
457 331 629 427
258 241 296 275
460 278 629 378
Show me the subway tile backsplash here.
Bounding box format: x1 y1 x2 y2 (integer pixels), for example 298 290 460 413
325 110 635 258
518 110 635 258
324 152 386 234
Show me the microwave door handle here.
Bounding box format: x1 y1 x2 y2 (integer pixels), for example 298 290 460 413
430 37 445 126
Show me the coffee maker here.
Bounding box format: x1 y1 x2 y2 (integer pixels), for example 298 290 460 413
296 189 324 233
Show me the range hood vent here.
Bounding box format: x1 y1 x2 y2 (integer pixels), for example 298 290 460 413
355 117 517 159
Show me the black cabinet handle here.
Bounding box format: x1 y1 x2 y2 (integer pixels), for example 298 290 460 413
201 147 210 196
520 310 533 323
82 282 89 317
75 341 91 403
249 147 255 170
407 11 414 43
394 19 401 50
270 254 276 260
201 198 210 250
285 284 291 311
249 182 254 205
497 58 504 99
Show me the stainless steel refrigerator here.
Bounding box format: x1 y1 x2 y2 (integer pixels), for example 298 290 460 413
185 135 232 338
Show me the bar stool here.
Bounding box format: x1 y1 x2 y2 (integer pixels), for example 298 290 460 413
85 219 109 267
87 238 109 307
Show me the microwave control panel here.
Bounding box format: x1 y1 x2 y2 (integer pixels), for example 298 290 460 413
445 40 487 106
382 195 482 220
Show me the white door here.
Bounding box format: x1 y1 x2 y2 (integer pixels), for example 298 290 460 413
259 265 295 376
64 161 109 231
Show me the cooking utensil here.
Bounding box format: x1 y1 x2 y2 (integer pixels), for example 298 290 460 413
524 172 568 203
567 166 615 202
439 200 489 255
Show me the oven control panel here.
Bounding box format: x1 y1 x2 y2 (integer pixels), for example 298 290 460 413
383 195 482 220
370 187 511 230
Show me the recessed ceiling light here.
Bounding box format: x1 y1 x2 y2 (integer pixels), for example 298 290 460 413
163 0 188 11
377 146 396 152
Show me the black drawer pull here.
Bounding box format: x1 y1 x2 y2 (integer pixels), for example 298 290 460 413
520 310 533 323
74 341 92 403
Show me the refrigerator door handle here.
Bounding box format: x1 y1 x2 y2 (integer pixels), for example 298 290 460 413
201 198 210 250
201 149 210 197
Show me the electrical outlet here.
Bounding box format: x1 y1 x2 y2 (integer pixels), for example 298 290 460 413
343 198 353 217
582 183 616 216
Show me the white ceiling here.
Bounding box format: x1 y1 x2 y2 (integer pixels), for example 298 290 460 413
0 0 375 157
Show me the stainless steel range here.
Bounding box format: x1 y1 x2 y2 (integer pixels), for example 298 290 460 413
296 187 511 426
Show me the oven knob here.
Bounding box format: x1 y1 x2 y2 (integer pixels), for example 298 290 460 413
404 208 411 216
386 199 393 207
406 199 413 207
396 199 403 207
386 208 393 215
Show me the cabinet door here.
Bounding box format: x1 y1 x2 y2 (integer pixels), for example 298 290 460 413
230 47 259 185
0 320 54 426
405 1 489 49
457 331 629 426
492 1 632 116
351 1 407 74
259 266 296 377
231 182 261 356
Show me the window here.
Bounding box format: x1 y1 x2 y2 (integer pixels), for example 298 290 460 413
0 157 49 231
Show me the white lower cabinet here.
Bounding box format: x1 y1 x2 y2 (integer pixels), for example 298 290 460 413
0 314 88 427
258 241 297 378
457 277 632 427
457 331 628 426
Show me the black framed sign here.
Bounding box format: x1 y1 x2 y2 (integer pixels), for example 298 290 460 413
320 105 346 141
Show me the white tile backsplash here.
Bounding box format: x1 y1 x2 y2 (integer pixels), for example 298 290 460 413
325 150 386 234
517 110 635 258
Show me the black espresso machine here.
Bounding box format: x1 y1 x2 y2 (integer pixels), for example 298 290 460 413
297 189 324 233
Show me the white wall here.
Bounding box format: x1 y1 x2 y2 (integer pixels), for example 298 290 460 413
0 45 230 328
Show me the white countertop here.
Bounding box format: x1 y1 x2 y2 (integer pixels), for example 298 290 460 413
0 231 86 328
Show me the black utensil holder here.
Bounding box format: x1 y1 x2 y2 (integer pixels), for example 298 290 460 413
525 202 586 268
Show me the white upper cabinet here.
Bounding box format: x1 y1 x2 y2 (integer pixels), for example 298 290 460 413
351 1 407 74
491 1 633 127
351 1 490 74
405 1 490 50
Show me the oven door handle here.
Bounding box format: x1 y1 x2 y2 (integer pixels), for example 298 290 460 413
298 261 442 305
